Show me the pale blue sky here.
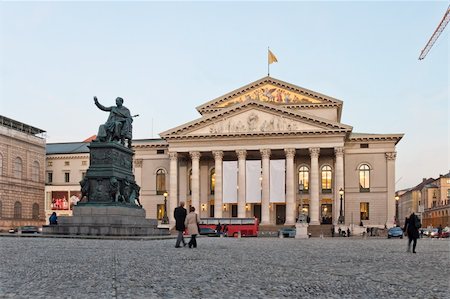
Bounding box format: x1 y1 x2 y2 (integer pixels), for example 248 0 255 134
0 1 448 190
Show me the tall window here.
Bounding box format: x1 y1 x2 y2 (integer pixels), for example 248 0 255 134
0 154 3 175
359 164 370 191
156 169 166 195
32 203 40 220
47 172 53 184
189 169 192 195
14 157 23 179
321 165 332 192
210 168 215 195
298 166 309 192
360 202 369 220
14 201 22 219
64 172 70 183
32 161 40 182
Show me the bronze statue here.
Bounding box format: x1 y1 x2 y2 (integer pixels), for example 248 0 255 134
94 96 133 148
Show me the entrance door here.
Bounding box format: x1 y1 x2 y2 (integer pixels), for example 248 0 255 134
321 204 332 224
276 205 286 225
253 204 261 222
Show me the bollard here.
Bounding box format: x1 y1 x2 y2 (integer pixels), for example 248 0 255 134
279 232 284 239
237 231 242 238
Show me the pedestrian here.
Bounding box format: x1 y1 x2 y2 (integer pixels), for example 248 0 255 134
49 212 58 225
185 206 200 248
338 227 342 236
174 201 187 248
438 224 443 238
403 212 420 253
331 225 335 237
223 224 228 236
347 228 351 237
215 222 222 235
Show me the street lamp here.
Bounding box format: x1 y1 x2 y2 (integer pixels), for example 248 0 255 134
161 191 169 224
338 188 344 224
395 195 400 226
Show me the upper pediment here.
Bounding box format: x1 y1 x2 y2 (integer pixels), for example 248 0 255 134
160 100 352 139
196 76 343 115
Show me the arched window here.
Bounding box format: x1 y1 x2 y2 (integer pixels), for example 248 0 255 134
359 164 370 191
298 166 309 192
32 203 40 220
14 201 22 219
321 165 332 192
14 157 23 179
156 169 166 195
32 161 40 182
210 168 215 195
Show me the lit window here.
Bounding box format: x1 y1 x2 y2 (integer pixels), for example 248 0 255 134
156 169 166 195
14 157 23 179
298 166 309 192
359 164 370 192
321 165 332 192
156 204 164 220
210 168 215 195
360 202 369 220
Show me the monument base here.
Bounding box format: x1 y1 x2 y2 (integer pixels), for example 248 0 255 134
295 223 309 239
43 205 169 236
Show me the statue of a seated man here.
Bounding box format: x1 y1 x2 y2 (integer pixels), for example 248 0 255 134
94 96 133 148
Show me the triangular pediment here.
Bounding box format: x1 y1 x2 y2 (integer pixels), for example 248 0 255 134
160 100 351 139
196 76 342 115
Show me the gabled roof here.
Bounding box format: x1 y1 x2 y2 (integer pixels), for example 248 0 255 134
160 99 352 139
195 76 343 117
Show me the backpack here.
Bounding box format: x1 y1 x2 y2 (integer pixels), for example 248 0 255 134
414 216 421 229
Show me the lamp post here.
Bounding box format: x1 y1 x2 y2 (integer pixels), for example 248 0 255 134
161 192 169 224
338 188 344 224
395 195 399 226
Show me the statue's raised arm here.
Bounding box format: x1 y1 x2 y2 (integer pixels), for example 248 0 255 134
94 96 133 148
94 96 111 112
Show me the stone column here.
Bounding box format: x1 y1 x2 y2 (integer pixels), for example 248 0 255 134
190 151 201 214
133 159 143 188
213 151 223 218
285 148 296 225
260 149 271 225
169 152 178 225
334 147 344 225
386 152 397 228
236 150 247 218
309 148 320 225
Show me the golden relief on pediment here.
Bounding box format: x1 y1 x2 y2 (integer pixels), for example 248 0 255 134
217 83 321 108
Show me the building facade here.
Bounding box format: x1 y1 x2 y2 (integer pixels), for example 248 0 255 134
45 77 404 229
421 172 450 227
0 116 46 231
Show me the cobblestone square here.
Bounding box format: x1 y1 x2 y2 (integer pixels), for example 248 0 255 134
0 236 448 298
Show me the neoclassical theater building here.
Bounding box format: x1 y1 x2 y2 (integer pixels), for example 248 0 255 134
131 76 403 228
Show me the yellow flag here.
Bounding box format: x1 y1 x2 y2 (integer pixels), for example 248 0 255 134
268 49 278 64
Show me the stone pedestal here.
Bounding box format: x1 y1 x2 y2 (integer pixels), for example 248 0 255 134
43 204 169 236
295 223 309 239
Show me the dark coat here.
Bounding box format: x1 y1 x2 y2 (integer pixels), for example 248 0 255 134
404 214 419 239
174 206 187 231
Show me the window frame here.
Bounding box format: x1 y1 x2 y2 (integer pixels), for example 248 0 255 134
321 165 332 193
359 164 371 192
298 165 309 193
155 168 166 195
360 202 369 220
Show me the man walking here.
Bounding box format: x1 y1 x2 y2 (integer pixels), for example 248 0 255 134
174 201 187 248
404 212 420 253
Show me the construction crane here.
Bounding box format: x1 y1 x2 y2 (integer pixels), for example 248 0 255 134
419 4 450 60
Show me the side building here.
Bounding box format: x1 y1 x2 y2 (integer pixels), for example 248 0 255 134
0 115 46 231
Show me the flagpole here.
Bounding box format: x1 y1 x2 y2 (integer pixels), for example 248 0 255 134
267 47 270 76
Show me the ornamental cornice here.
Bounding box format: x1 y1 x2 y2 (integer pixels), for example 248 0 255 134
212 150 224 160
236 149 247 160
385 152 397 160
260 148 271 159
309 147 320 158
284 148 296 159
47 155 90 160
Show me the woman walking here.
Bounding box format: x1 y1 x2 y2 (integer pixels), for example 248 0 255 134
185 206 200 248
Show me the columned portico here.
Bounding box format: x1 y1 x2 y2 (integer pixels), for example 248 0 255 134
190 151 201 214
334 147 344 224
213 150 223 218
260 149 271 225
169 152 178 225
237 150 247 218
386 152 397 227
309 148 320 225
285 148 296 225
